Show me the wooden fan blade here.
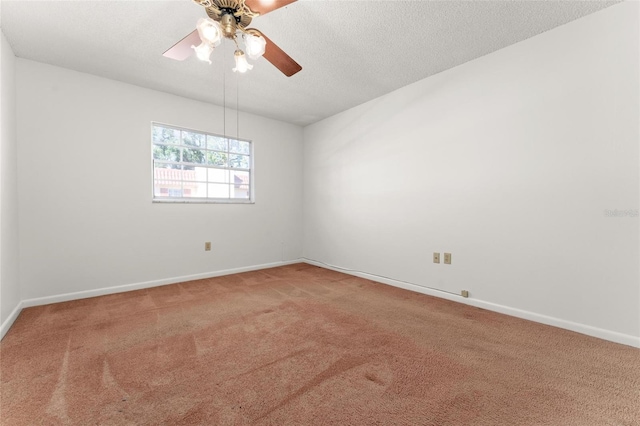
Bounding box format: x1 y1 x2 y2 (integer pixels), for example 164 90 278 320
248 30 301 77
244 0 297 16
163 29 200 61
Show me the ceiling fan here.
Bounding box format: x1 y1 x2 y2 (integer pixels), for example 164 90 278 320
163 0 302 77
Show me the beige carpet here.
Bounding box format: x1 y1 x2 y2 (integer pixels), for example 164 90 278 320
1 263 639 425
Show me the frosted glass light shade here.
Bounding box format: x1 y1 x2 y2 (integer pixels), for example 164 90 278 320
196 17 222 46
244 34 266 60
233 50 253 73
191 42 214 64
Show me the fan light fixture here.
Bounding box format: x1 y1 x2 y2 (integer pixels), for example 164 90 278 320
191 41 215 64
196 17 222 46
233 50 253 73
192 15 265 72
244 33 266 60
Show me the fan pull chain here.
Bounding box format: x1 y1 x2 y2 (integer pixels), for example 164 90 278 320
236 70 240 143
222 38 226 144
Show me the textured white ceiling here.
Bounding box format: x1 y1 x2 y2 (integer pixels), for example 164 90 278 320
0 0 620 126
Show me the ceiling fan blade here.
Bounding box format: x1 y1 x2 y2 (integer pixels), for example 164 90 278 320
244 0 297 16
248 29 301 77
163 29 200 61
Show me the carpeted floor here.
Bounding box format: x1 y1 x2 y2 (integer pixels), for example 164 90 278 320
1 263 639 425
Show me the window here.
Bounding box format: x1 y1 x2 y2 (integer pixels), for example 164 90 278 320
152 123 253 203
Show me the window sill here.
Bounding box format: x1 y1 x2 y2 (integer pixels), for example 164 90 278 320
152 199 255 204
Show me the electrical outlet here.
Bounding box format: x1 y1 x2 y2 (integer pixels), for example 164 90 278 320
205 242 211 251
433 252 440 264
444 253 451 264
461 290 469 298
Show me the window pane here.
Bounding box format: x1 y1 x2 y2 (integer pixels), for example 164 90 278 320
207 151 228 167
191 167 208 183
182 148 206 164
208 168 229 183
180 168 198 181
154 180 182 197
231 187 250 200
182 131 205 147
207 135 227 151
232 171 250 199
229 139 250 155
207 183 230 199
153 126 180 144
232 170 250 186
154 167 184 187
183 182 206 198
229 154 250 169
153 145 181 162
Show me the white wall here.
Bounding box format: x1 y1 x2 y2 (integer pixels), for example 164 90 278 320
0 31 20 331
17 60 303 301
303 2 639 346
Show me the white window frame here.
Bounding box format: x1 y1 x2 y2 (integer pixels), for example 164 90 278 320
151 122 254 204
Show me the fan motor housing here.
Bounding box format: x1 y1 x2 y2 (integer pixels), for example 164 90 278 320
203 0 254 28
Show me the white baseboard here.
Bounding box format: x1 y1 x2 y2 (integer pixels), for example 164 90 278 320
302 258 640 349
1 260 302 340
1 301 23 341
21 259 303 309
5 258 638 348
